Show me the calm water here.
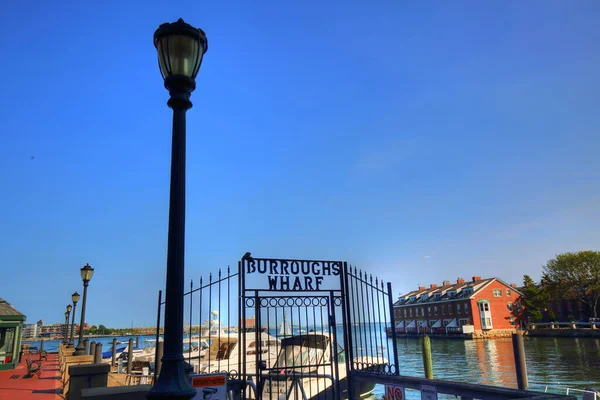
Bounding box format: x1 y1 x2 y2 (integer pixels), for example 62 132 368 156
26 333 600 398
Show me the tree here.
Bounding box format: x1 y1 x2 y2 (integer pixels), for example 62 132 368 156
542 250 600 319
521 275 552 322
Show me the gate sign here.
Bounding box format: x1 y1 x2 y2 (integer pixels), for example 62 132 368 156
384 384 405 400
243 257 343 291
191 373 227 400
421 384 438 400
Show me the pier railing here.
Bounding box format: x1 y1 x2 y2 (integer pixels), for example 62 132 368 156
350 372 577 400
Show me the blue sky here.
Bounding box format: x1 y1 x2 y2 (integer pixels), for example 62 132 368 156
1 1 598 328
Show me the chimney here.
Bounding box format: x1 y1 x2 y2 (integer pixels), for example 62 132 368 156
510 283 517 288
430 283 438 289
472 276 482 282
442 280 451 287
418 285 426 291
457 277 465 284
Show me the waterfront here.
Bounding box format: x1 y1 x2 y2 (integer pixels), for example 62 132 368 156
26 333 599 398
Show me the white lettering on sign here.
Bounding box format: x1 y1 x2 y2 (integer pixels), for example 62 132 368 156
421 384 438 400
383 384 405 400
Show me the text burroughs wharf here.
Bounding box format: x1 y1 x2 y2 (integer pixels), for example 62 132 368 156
246 260 342 291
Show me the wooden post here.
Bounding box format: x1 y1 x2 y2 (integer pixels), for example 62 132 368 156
111 337 117 367
155 340 164 377
83 338 89 354
94 343 103 364
40 339 44 352
512 333 528 389
422 335 433 379
90 341 96 357
136 336 140 348
127 338 134 375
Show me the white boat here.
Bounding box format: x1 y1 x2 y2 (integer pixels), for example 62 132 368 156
191 331 385 399
133 338 209 364
262 332 386 399
101 341 143 363
279 312 293 338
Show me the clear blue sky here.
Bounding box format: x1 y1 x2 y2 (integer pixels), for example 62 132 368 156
1 1 598 328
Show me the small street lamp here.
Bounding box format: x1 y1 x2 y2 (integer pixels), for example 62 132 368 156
63 310 70 345
68 292 80 348
73 263 94 356
146 18 207 400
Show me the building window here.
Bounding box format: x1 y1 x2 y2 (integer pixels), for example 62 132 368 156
457 303 462 314
506 289 512 296
428 306 431 314
443 320 450 327
409 309 412 317
434 306 438 315
465 303 469 313
458 318 469 326
479 302 490 312
403 309 407 317
421 307 424 316
493 289 502 297
442 305 446 314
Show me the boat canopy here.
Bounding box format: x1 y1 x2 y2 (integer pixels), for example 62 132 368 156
418 320 428 327
430 319 442 328
405 320 416 328
280 334 329 350
395 321 405 329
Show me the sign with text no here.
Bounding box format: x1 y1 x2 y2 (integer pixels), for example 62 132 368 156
384 384 406 400
191 373 227 400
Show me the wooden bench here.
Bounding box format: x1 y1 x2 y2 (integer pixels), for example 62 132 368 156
38 350 48 361
26 358 42 378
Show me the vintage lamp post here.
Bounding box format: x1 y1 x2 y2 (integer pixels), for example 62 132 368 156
68 291 80 348
146 18 208 400
73 263 94 356
63 309 70 345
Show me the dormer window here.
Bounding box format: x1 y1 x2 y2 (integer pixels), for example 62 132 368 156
422 294 429 300
434 293 442 300
463 288 473 296
410 296 416 302
448 291 457 297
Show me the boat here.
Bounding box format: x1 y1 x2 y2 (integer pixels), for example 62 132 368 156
101 341 142 362
279 312 293 338
262 332 386 399
191 331 385 399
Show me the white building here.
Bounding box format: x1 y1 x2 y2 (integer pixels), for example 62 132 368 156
22 323 38 338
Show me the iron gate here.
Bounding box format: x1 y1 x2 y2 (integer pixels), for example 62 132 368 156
153 253 398 399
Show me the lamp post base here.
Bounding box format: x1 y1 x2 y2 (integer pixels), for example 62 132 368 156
146 357 195 399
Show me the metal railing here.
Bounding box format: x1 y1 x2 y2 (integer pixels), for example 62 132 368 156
351 372 577 400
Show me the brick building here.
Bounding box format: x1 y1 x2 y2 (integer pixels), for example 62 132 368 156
391 276 523 335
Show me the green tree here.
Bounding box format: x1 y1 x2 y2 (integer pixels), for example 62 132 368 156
521 275 551 322
543 250 600 319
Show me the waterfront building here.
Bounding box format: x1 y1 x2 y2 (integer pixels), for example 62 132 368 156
392 276 523 337
0 298 26 370
21 323 38 339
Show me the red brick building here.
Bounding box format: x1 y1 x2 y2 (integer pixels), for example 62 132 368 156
391 276 523 335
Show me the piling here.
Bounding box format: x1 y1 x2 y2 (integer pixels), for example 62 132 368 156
40 339 44 352
94 343 103 363
422 335 433 379
83 338 89 354
90 341 96 357
512 333 528 389
136 336 139 348
127 338 134 374
111 337 117 367
155 340 164 377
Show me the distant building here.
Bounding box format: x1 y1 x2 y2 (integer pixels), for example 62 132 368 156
22 323 38 339
391 276 523 336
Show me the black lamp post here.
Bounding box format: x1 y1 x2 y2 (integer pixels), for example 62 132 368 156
146 18 207 400
68 292 80 348
63 310 70 344
73 263 94 356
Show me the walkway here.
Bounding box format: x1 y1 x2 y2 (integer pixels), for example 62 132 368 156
0 353 62 400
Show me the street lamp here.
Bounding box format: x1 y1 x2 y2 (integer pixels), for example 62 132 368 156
146 18 207 400
73 263 94 356
63 310 70 345
68 292 80 348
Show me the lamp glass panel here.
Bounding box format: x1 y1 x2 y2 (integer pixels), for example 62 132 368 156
72 292 80 303
168 35 199 78
81 267 94 281
67 305 72 312
157 37 170 79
